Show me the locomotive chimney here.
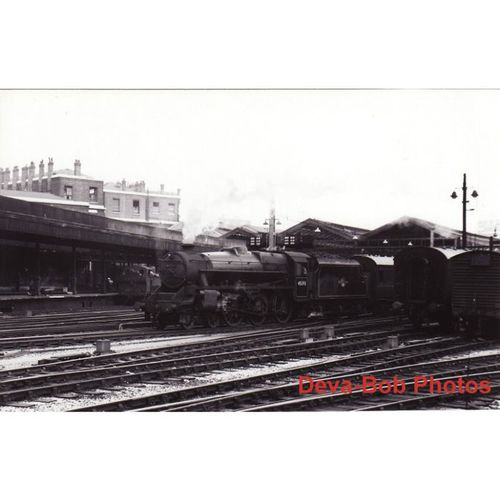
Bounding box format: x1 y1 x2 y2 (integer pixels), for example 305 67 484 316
429 230 435 248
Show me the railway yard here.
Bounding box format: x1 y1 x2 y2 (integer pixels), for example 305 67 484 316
0 307 498 412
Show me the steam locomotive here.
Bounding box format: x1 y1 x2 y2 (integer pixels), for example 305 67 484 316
143 247 394 329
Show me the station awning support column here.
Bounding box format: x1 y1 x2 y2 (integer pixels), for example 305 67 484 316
72 246 77 295
34 242 41 296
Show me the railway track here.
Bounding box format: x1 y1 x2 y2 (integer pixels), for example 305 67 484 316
0 319 412 405
236 350 500 412
68 335 489 411
0 311 145 341
0 314 394 349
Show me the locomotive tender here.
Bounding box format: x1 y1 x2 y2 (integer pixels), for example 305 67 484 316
144 247 393 329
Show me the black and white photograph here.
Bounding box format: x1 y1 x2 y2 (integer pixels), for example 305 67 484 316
0 89 498 413
2 2 500 499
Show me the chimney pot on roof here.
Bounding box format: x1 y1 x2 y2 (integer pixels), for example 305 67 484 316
12 166 19 186
121 179 126 190
140 180 146 192
74 159 81 176
47 158 53 190
28 162 35 191
160 184 164 192
39 160 45 180
21 166 28 183
177 188 181 196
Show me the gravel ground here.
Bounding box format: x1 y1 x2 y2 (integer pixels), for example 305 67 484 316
0 332 225 371
0 353 348 412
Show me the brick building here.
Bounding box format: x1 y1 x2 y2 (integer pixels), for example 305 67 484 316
0 159 181 226
0 159 105 214
104 180 181 228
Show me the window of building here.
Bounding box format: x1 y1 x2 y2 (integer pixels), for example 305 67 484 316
89 186 98 203
152 201 160 215
112 198 121 213
284 236 296 246
167 202 176 217
133 199 140 215
64 185 73 200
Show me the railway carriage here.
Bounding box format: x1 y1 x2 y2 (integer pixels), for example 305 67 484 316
144 247 394 329
449 250 500 336
394 247 464 328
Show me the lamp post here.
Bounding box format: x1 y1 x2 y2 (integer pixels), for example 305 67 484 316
451 173 478 249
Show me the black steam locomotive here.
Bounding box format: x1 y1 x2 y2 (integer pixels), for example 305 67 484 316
144 247 394 329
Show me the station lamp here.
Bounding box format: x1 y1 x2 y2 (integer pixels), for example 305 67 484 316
450 173 479 249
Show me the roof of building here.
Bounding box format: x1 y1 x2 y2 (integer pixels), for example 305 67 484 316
52 168 96 180
103 182 180 198
360 215 495 244
223 224 273 237
281 218 368 239
0 189 92 207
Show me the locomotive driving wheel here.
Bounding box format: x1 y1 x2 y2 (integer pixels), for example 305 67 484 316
179 310 195 330
248 295 269 326
222 297 242 327
272 294 292 323
203 311 219 328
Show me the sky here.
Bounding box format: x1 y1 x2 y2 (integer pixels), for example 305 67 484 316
1 90 499 240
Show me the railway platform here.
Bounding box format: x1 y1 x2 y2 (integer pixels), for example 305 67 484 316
0 292 121 315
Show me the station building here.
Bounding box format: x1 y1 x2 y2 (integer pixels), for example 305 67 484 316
357 216 496 254
0 157 183 310
277 218 368 255
213 216 498 256
0 194 182 308
220 224 272 250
